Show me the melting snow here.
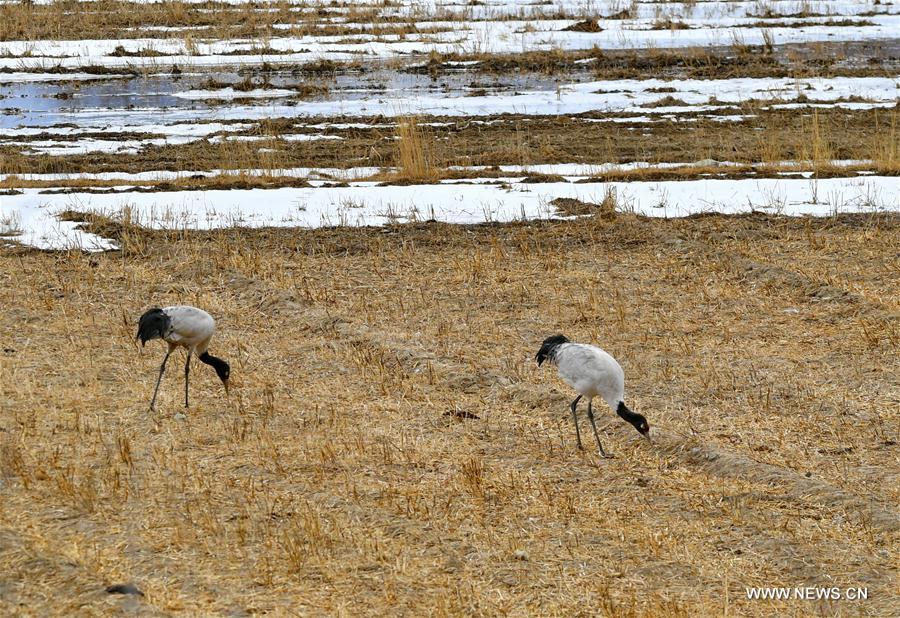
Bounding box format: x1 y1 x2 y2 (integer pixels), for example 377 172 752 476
3 176 897 251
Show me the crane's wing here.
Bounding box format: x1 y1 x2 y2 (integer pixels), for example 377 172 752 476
163 306 215 348
556 344 625 406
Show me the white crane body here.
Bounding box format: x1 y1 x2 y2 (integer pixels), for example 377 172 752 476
553 343 625 410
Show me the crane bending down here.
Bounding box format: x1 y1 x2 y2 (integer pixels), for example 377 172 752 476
137 306 230 410
536 334 649 457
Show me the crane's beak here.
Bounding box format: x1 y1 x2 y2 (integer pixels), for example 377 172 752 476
223 378 230 396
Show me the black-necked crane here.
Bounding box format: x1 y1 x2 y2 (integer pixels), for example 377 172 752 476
536 334 649 457
137 306 230 410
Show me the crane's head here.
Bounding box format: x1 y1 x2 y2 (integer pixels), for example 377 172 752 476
536 334 569 366
217 361 231 395
633 414 650 437
617 402 650 439
200 352 231 395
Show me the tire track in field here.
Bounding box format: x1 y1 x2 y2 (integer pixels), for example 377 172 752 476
223 268 899 538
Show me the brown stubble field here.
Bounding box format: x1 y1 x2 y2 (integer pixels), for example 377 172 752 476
0 211 897 616
2 107 896 181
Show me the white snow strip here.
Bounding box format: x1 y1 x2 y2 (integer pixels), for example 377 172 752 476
282 134 344 142
171 87 298 99
0 160 875 184
1 122 253 137
0 0 897 77
7 136 206 155
3 175 896 250
206 134 343 143
0 167 384 183
0 71 133 82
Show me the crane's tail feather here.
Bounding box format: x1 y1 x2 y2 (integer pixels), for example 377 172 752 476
137 308 170 346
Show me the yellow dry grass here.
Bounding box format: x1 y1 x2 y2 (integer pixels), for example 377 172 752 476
394 117 439 182
1 213 897 616
871 110 898 173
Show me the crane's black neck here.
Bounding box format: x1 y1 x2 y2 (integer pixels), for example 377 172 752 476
199 352 230 383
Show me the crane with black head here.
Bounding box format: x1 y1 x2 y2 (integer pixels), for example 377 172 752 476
137 305 230 411
536 334 649 457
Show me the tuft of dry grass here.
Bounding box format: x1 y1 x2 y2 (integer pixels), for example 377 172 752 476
1 212 897 616
650 19 691 31
393 116 439 181
870 110 898 173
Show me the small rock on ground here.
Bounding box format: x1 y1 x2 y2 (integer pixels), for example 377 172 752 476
106 583 144 596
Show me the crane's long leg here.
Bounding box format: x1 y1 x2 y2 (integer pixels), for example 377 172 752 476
149 349 172 411
184 350 192 409
586 399 610 458
570 395 583 450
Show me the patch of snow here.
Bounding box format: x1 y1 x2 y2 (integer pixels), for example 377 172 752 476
206 134 343 143
8 136 206 155
1 160 874 184
0 71 133 82
1 122 253 137
283 134 344 142
0 167 385 183
4 175 896 250
171 87 297 99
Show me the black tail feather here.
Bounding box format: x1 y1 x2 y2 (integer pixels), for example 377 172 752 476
137 308 170 346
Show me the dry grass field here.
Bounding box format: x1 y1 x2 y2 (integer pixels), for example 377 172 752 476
1 211 897 616
1 0 898 614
